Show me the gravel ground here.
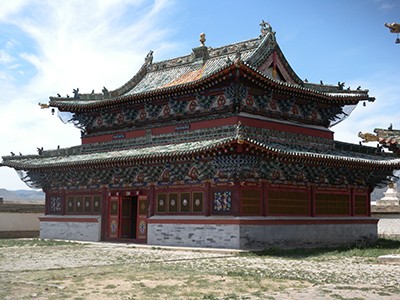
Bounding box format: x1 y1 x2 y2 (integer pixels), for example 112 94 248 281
0 240 399 299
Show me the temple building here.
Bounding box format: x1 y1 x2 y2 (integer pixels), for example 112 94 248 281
2 22 400 249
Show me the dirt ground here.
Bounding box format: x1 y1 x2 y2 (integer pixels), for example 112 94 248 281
0 240 399 299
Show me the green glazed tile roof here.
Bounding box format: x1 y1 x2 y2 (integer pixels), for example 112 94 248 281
2 136 400 171
49 31 373 111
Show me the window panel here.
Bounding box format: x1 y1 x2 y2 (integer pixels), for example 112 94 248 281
157 193 167 213
93 196 101 213
193 192 203 212
180 192 191 212
268 190 309 215
67 196 75 213
315 193 349 215
84 196 92 213
168 193 179 212
354 195 368 215
213 191 232 213
242 189 261 215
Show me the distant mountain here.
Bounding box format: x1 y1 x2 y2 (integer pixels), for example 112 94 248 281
0 188 45 202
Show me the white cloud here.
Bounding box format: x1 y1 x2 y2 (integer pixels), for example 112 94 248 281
0 49 13 64
0 0 177 190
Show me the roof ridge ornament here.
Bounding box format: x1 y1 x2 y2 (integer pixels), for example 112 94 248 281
145 50 153 65
199 33 206 46
192 33 209 63
234 50 242 67
260 20 273 36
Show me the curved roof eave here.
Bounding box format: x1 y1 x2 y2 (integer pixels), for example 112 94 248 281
2 137 399 172
49 62 373 112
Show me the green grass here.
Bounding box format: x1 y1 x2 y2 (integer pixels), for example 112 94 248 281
104 284 117 289
0 238 84 248
247 238 400 259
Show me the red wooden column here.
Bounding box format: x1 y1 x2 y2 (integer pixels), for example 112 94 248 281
350 187 355 216
101 187 108 241
262 182 267 216
148 184 155 217
205 181 212 216
60 189 66 215
310 185 316 217
232 181 240 217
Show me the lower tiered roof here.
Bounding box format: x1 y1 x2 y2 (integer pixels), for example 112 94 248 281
2 134 399 172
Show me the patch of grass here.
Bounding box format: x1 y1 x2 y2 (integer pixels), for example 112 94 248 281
203 294 219 300
377 291 392 296
223 293 239 299
331 294 364 300
104 284 117 289
0 238 84 248
247 238 400 259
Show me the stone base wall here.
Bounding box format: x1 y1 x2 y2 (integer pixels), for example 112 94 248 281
148 217 378 249
239 224 377 249
0 231 39 238
148 223 240 248
0 212 43 238
373 214 400 238
40 215 102 242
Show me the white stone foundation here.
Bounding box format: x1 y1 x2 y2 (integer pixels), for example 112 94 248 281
148 217 378 249
40 215 102 242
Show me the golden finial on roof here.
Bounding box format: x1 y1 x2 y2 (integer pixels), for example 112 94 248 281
200 33 206 46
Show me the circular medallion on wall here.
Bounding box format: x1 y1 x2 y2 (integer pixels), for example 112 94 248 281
96 116 103 126
189 100 197 112
195 198 201 206
270 99 277 110
246 95 254 106
117 113 124 124
170 199 176 207
217 95 226 107
159 199 164 207
182 199 188 206
140 109 147 120
163 105 171 117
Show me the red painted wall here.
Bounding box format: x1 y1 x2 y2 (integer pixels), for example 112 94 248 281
81 116 333 145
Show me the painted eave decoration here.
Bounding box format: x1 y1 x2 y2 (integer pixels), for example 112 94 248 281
2 136 400 172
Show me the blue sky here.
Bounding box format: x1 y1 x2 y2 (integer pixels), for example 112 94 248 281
0 0 399 190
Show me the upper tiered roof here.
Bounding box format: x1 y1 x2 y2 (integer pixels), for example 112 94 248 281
48 22 374 112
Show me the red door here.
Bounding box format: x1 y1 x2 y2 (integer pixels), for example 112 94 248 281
108 196 120 238
120 197 134 238
136 195 148 240
108 194 147 240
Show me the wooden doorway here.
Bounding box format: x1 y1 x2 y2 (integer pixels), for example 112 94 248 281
108 194 147 241
120 196 138 238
